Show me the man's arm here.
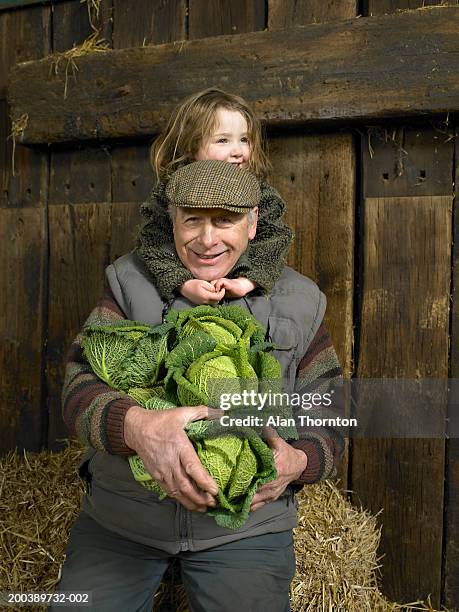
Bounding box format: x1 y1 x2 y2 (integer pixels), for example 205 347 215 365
62 287 218 510
62 288 139 454
289 323 345 484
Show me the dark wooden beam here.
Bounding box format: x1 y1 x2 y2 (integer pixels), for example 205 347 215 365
7 6 459 145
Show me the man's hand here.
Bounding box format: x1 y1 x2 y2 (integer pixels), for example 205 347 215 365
211 277 257 298
180 279 225 305
250 431 308 512
124 405 222 512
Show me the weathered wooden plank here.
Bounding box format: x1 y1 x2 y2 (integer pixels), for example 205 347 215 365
0 98 10 207
111 144 152 203
0 5 50 453
8 6 459 144
352 191 451 604
268 0 357 28
46 204 111 449
48 145 111 204
0 5 50 207
269 133 354 377
0 208 46 453
189 0 265 38
355 9 454 603
52 0 113 53
364 127 456 198
364 0 456 15
444 126 459 610
110 202 143 261
110 1 184 208
0 3 49 98
113 0 186 47
444 436 459 607
46 0 113 450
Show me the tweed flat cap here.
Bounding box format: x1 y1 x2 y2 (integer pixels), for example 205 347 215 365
165 160 261 213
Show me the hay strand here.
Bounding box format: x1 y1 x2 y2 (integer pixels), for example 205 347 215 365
81 0 102 33
8 114 28 176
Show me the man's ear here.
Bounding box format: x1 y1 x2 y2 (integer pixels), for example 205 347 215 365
248 207 258 240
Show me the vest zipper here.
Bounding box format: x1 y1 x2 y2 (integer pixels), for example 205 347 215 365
177 503 190 551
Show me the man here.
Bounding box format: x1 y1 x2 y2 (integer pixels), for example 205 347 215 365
54 160 344 612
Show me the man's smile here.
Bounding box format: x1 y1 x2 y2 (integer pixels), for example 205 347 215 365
190 250 228 264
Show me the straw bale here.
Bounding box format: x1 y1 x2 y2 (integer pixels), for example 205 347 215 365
0 441 448 612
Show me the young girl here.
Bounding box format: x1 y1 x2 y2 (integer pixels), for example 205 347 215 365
136 88 294 305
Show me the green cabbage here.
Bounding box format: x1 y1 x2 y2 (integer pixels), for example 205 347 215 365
81 321 168 392
81 305 298 529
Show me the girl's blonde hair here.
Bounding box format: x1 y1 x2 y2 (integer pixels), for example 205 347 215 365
151 88 271 182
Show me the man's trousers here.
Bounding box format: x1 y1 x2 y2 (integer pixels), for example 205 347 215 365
49 511 296 612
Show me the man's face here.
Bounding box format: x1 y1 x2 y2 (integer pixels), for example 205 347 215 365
173 207 258 281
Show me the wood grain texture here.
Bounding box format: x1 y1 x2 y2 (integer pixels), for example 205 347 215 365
268 133 354 376
0 4 49 98
113 0 186 47
49 145 111 204
444 435 459 608
364 127 455 197
268 0 356 28
363 0 457 16
0 208 46 453
46 203 112 449
0 5 50 453
110 202 143 262
111 144 152 203
8 6 459 144
189 0 265 38
0 4 50 208
52 0 113 53
444 126 459 609
110 0 185 211
352 193 451 604
46 0 114 450
0 98 10 207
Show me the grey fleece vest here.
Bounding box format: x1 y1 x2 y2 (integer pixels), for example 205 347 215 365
80 253 326 553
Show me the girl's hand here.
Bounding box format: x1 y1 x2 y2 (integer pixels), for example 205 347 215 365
180 279 225 305
211 277 257 298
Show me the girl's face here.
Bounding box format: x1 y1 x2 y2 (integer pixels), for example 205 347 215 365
194 108 251 168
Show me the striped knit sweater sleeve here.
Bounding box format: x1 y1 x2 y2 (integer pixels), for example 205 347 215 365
62 289 139 455
289 323 345 485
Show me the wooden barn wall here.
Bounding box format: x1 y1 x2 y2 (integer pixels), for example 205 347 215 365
356 3 456 608
0 0 458 608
